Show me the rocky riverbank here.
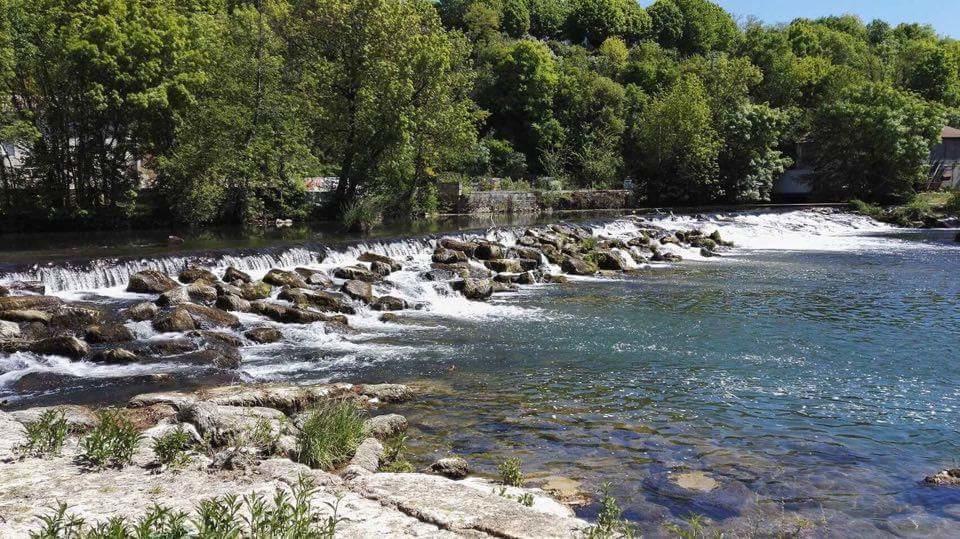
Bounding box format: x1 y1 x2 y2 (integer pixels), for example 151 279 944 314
0 382 591 537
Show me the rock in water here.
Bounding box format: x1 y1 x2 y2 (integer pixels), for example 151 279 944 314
0 320 21 340
357 252 402 272
363 414 408 439
223 266 252 283
178 266 217 284
85 324 134 344
30 336 90 358
216 294 251 313
341 280 374 303
125 301 159 322
429 457 470 479
0 295 63 312
925 468 960 486
152 307 197 333
240 281 273 301
452 278 493 301
263 269 308 289
561 257 595 275
126 270 179 294
245 327 282 344
371 296 406 311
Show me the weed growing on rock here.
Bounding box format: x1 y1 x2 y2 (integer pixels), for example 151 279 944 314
586 482 635 539
79 409 142 469
498 457 524 487
495 486 534 507
19 409 69 457
380 433 415 473
296 400 366 470
152 427 193 468
248 416 282 454
28 476 339 538
663 513 709 539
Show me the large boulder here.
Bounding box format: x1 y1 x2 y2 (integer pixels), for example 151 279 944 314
334 266 380 283
124 301 159 322
357 252 402 272
341 280 374 303
359 384 413 403
156 286 190 307
10 404 99 432
595 250 631 271
452 278 493 301
0 295 63 312
126 270 179 294
263 269 308 289
474 243 504 260
432 248 467 264
178 402 287 447
438 238 478 256
245 327 282 344
561 256 595 275
509 246 543 261
85 324 134 344
152 307 197 333
240 281 273 301
371 296 406 311
483 259 523 273
30 336 90 358
49 306 103 332
0 310 51 324
278 288 356 314
370 261 393 277
294 268 333 288
180 303 241 329
250 301 342 325
178 266 218 284
223 266 252 284
216 294 251 313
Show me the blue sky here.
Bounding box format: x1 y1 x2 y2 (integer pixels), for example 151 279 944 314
639 1 960 39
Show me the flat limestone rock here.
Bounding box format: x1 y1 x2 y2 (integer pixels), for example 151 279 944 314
349 473 589 538
0 410 26 459
9 404 99 432
201 383 357 413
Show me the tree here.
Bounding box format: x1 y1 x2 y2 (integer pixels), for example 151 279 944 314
811 82 944 203
528 0 569 39
159 0 315 225
628 73 720 204
565 0 649 47
904 43 960 106
288 0 479 214
648 0 738 56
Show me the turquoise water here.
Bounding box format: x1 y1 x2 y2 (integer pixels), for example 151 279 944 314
2 210 959 535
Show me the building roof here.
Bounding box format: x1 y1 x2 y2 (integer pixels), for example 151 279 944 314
942 126 960 139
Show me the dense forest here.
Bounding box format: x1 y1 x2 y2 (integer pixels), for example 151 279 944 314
0 0 958 228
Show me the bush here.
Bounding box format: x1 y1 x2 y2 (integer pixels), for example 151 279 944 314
849 199 884 219
498 457 524 487
340 196 384 234
380 433 415 473
152 427 193 468
586 482 635 538
296 400 366 470
19 409 69 457
945 191 960 216
80 409 142 469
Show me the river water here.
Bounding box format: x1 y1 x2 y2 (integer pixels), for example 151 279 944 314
2 209 959 536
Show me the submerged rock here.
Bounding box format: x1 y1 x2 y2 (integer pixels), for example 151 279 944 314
127 270 179 294
925 469 960 486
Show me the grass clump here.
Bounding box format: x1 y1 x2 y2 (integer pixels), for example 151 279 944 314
664 513 713 539
79 409 142 469
498 457 524 487
19 409 69 458
586 482 635 538
152 427 193 469
849 199 884 219
29 475 342 538
341 196 384 234
380 433 415 473
945 190 960 216
296 400 366 470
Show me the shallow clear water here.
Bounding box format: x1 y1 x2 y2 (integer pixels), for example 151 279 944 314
2 210 960 536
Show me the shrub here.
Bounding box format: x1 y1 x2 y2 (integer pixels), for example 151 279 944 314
944 190 960 216
380 433 415 473
498 457 524 487
296 400 366 470
849 199 884 219
19 409 69 457
340 196 384 233
586 482 635 538
152 427 193 468
79 409 142 469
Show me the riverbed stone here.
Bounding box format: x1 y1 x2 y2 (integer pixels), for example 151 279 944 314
180 303 240 329
0 309 51 324
245 327 282 344
429 457 469 479
925 469 960 486
90 348 140 363
263 269 309 289
127 270 179 294
215 294 251 313
371 296 406 311
125 301 159 322
363 414 408 439
484 259 523 273
178 402 287 446
240 280 273 301
432 248 467 264
334 266 380 283
561 256 596 275
152 307 198 333
223 266 252 284
278 288 355 314
178 266 218 284
438 238 479 256
341 279 374 303
84 324 134 344
452 278 493 300
29 336 89 358
10 404 99 432
0 295 63 312
202 383 356 413
358 252 402 272
359 383 413 403
474 243 504 260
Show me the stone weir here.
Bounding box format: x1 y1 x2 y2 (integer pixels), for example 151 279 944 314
0 382 589 537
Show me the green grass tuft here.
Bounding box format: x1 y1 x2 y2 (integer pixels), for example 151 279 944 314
586 482 636 539
152 427 193 469
79 409 142 469
19 409 69 458
497 457 524 487
295 400 366 470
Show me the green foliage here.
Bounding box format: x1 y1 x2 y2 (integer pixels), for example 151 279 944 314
28 476 340 538
152 427 193 468
565 0 650 47
664 513 710 539
586 482 635 538
945 191 960 216
79 409 142 470
380 433 415 473
649 0 738 55
497 456 524 486
811 82 945 203
19 409 69 458
295 400 366 470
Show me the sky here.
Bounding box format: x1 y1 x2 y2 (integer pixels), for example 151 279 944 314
640 0 960 39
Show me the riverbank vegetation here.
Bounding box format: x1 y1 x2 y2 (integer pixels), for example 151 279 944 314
0 0 958 229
